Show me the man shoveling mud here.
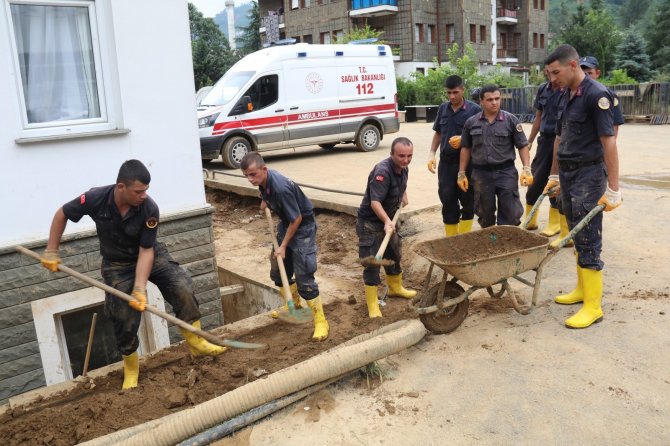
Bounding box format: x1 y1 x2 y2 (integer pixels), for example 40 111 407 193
240 152 329 341
40 160 226 389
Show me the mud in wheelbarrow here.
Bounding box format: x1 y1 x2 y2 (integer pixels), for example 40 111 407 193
410 226 550 334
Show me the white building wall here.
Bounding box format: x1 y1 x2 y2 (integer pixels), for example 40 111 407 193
0 0 205 247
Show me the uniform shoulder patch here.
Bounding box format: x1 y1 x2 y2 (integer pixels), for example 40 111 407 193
516 123 523 132
146 217 158 229
80 194 86 205
613 97 619 107
598 97 611 110
375 175 385 182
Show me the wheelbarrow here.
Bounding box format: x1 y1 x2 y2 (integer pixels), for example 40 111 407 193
409 198 605 334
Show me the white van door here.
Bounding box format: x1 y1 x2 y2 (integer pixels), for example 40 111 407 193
232 73 287 151
281 59 342 147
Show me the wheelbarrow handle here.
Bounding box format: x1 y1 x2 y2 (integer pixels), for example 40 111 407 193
551 204 605 250
520 186 558 229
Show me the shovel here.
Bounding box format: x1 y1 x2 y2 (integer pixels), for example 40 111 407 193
520 186 558 230
16 246 265 350
358 206 402 267
264 208 313 325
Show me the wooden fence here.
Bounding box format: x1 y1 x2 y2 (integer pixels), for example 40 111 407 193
500 82 670 124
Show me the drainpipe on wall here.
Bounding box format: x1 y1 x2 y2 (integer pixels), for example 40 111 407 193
491 0 497 65
436 0 441 65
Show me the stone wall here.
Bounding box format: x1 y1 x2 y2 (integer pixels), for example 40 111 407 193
0 207 222 404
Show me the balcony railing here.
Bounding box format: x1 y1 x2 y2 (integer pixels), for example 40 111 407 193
496 8 517 18
497 48 518 59
350 0 398 17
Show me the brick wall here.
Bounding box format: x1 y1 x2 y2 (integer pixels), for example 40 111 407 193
0 207 222 404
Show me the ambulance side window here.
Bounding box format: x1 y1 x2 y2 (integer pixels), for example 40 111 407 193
230 75 278 116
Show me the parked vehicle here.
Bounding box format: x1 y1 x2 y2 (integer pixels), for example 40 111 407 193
197 43 400 168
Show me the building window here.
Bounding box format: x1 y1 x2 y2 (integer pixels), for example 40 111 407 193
334 29 344 42
540 33 545 49
427 25 436 43
291 0 299 9
445 24 455 44
415 24 425 43
303 34 313 44
320 32 331 44
480 25 487 43
416 67 425 75
533 0 538 9
541 0 545 10
533 32 538 48
7 1 120 139
470 24 476 43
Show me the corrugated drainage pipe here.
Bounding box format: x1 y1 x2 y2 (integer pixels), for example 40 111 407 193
81 319 426 446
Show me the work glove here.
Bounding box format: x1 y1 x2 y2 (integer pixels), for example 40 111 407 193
40 249 61 272
449 135 461 149
427 155 436 174
129 287 147 312
520 166 533 187
457 171 468 192
598 186 622 211
543 175 560 197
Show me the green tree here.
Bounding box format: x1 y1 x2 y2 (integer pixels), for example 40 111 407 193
603 69 638 85
189 3 237 90
236 1 261 56
335 25 386 44
644 0 670 74
619 0 652 27
614 27 651 81
556 5 622 74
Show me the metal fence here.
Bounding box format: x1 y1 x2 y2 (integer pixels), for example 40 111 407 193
500 82 670 124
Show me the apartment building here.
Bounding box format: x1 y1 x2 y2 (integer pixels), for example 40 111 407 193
258 0 549 77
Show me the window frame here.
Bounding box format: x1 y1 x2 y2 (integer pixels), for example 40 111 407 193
6 0 123 142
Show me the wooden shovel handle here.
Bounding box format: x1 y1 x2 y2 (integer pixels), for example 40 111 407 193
264 208 293 304
16 246 263 349
374 207 402 259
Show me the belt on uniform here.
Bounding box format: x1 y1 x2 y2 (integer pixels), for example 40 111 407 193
558 157 603 172
439 156 460 165
471 160 514 171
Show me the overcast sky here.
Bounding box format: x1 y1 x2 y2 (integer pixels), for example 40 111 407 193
190 0 252 17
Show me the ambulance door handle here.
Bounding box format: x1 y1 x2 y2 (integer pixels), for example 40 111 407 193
275 108 284 112
289 106 299 110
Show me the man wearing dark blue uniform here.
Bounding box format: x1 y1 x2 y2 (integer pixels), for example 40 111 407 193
428 75 482 236
358 137 416 318
579 56 625 136
524 73 564 238
458 85 532 228
544 45 622 329
41 160 226 390
240 152 329 341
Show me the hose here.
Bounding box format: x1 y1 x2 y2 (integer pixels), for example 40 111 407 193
80 319 426 446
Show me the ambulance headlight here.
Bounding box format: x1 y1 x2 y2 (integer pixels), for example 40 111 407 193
198 113 220 128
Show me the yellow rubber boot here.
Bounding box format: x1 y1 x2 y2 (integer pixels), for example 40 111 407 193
306 296 329 341
121 351 139 390
457 219 473 234
565 269 603 329
272 282 303 318
444 224 458 237
524 203 539 230
555 263 584 305
540 207 561 236
179 320 227 356
386 273 416 299
365 285 382 318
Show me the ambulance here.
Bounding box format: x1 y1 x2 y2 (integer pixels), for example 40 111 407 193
197 43 400 168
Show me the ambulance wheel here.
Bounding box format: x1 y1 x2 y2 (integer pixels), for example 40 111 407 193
355 124 380 152
222 136 251 169
319 143 336 150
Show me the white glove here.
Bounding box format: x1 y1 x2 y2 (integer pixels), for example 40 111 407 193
544 174 560 197
598 186 622 211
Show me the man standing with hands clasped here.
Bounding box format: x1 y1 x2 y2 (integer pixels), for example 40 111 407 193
40 160 226 390
427 75 481 237
543 44 622 329
457 84 532 228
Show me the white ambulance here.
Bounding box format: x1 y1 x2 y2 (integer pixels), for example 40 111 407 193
197 43 400 168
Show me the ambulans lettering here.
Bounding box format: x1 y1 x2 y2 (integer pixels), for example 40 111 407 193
298 111 330 120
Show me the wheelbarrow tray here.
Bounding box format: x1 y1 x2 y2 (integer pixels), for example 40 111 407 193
414 226 550 287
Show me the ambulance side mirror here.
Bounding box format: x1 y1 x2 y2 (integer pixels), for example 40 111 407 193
230 96 253 116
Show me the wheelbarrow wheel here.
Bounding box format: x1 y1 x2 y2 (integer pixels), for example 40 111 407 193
419 281 469 334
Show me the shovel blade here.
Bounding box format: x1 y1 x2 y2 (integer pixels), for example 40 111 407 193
276 307 313 325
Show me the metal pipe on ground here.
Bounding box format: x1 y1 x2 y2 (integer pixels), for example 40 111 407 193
80 319 427 446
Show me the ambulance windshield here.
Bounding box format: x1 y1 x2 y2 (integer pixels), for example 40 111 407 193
200 71 255 107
